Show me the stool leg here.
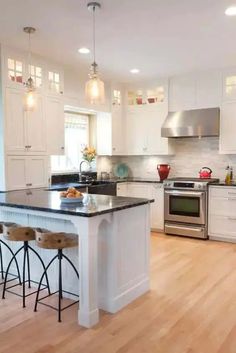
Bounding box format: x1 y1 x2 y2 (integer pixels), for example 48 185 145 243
22 242 28 308
34 254 57 313
0 242 4 280
2 245 23 299
58 249 62 322
25 242 31 289
62 253 80 280
0 240 22 285
28 245 51 295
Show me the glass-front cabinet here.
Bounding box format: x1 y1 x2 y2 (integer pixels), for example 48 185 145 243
127 86 165 107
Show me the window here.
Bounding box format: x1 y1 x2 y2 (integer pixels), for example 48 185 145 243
8 58 23 83
51 113 89 172
29 65 42 88
48 71 60 93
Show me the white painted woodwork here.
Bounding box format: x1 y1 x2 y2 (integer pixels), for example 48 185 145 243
6 155 48 190
116 182 128 197
169 75 196 112
6 156 27 190
220 102 236 154
26 94 46 152
150 183 164 231
116 182 164 231
0 202 150 328
5 88 26 152
209 186 236 242
45 96 65 155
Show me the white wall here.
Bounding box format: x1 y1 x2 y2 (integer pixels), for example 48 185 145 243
97 137 236 181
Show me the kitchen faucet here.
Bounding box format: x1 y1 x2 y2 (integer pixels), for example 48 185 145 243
79 160 90 181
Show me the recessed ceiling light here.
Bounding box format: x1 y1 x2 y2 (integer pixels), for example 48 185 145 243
78 47 90 54
225 6 236 16
130 68 140 74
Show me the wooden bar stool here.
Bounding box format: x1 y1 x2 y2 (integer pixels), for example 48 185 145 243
34 228 80 322
2 223 50 308
0 222 22 285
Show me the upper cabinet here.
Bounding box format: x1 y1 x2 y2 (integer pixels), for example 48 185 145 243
5 88 46 154
97 85 126 156
125 81 173 155
169 71 222 112
222 71 236 102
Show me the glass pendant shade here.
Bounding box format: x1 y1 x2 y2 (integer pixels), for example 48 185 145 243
25 89 36 111
85 75 105 105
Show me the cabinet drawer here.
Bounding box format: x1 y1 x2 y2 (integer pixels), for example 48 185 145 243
209 197 236 217
210 186 236 198
209 215 236 238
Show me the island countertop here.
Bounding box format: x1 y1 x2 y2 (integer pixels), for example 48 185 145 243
0 189 153 217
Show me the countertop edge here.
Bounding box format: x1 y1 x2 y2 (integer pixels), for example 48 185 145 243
0 198 154 218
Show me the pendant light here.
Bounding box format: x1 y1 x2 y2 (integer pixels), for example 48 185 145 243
85 2 105 105
24 26 36 111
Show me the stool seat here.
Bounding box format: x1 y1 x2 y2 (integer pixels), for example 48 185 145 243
35 229 78 250
3 223 35 242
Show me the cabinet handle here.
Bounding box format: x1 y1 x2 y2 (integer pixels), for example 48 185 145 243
25 146 28 149
26 183 32 187
28 145 31 148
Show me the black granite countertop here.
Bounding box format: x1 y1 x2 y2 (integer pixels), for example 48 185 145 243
0 189 153 217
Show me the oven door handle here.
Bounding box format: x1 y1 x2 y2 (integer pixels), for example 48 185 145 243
164 190 205 197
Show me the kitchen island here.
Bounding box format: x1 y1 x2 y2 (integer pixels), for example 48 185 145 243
0 189 152 328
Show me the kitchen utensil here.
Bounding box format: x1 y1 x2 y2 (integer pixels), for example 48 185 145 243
157 164 170 181
199 167 212 179
114 163 129 179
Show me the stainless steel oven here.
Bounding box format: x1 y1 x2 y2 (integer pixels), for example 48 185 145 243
164 189 206 225
163 178 218 239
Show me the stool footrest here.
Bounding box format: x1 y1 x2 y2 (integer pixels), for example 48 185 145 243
5 279 48 298
36 289 80 312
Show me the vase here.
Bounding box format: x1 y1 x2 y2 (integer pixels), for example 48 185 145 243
157 164 170 181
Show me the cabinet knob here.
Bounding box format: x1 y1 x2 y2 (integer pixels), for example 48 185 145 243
28 145 31 148
61 146 65 150
26 183 32 187
112 147 116 151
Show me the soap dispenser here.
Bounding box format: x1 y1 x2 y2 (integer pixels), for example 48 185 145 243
225 166 231 185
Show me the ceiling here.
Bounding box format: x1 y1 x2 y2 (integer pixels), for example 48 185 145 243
0 0 236 82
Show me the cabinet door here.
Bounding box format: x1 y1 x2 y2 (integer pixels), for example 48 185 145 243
26 156 48 188
96 112 112 155
116 182 128 196
126 109 146 155
128 183 150 198
150 184 164 231
5 88 26 152
111 105 126 155
169 75 196 112
45 96 65 155
220 102 236 154
6 156 27 190
25 95 46 152
146 106 170 155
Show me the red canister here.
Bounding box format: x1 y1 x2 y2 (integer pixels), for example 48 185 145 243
157 164 170 181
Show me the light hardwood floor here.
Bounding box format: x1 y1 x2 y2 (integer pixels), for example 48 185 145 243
1 233 236 353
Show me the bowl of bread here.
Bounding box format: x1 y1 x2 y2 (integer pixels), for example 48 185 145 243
60 187 84 203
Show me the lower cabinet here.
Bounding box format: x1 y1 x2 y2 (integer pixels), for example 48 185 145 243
208 186 236 242
117 182 164 231
6 156 49 190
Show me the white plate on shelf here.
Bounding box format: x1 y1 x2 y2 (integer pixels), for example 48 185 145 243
60 196 84 204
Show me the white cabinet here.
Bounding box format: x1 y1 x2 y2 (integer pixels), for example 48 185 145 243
45 96 65 155
116 182 128 196
116 182 164 231
126 105 172 155
6 156 48 190
169 71 221 112
220 101 236 154
5 88 46 154
96 109 126 156
209 186 236 242
150 184 164 231
5 88 26 152
26 94 46 152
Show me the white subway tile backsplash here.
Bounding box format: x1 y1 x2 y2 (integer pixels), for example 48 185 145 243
97 137 236 181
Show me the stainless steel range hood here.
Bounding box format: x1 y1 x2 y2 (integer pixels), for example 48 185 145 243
161 107 220 138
